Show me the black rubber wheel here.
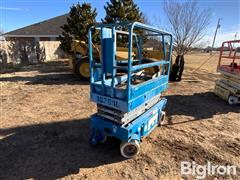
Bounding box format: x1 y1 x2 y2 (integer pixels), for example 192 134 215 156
120 140 140 158
228 95 238 105
170 55 185 82
158 111 166 126
74 58 90 82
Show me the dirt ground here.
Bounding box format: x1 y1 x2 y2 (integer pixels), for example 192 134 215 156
0 53 239 179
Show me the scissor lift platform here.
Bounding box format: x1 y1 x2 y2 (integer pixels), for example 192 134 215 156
88 22 173 158
215 40 240 105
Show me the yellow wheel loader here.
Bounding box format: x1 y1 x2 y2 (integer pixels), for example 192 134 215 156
69 40 95 81
69 40 172 81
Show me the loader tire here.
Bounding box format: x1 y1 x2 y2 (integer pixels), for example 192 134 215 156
74 59 90 81
170 55 184 81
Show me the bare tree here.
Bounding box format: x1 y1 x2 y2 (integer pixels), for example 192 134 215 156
164 0 210 55
164 0 211 81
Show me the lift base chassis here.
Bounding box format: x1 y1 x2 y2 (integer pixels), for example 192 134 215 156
90 99 167 158
214 84 240 105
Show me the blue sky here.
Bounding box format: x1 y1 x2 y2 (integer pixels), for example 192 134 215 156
0 0 239 47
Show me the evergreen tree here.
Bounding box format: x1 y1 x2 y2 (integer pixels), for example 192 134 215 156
59 2 97 53
102 0 143 23
102 0 144 47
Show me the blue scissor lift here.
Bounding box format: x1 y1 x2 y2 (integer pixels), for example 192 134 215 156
88 22 173 158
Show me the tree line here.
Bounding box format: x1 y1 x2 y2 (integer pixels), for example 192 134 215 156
59 0 143 53
59 0 211 81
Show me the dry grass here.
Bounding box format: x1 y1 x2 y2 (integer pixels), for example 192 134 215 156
184 53 218 73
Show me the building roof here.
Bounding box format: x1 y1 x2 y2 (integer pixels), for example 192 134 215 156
4 14 68 37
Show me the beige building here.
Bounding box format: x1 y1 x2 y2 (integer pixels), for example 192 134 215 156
1 14 68 66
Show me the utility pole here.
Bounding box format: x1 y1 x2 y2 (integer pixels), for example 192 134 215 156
234 32 238 40
211 18 221 54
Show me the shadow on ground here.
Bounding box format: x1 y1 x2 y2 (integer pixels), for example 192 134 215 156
0 60 90 85
0 73 88 85
0 61 70 74
166 92 239 124
0 119 124 179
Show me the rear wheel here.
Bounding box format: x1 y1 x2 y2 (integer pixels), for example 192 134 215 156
98 132 107 143
170 55 184 81
74 58 90 81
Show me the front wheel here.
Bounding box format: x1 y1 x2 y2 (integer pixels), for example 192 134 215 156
120 140 140 158
74 58 90 81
